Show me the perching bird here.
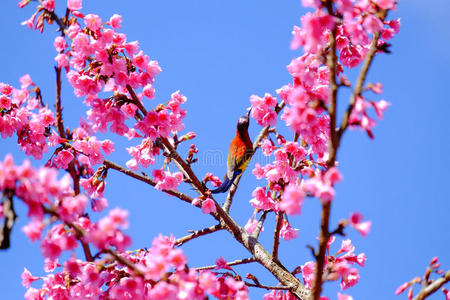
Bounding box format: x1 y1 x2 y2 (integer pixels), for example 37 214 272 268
211 110 253 193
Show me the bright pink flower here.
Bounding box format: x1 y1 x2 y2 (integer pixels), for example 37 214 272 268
53 150 74 169
0 95 11 110
67 0 82 11
154 170 183 191
317 183 335 202
300 12 336 54
84 14 102 32
337 239 355 254
395 282 410 295
337 293 353 300
324 167 343 184
18 0 30 8
108 14 122 29
168 248 187 269
215 256 232 270
349 212 372 237
19 74 33 89
142 84 155 99
301 0 321 8
21 268 40 288
250 93 278 127
244 218 261 234
340 44 364 68
252 163 265 179
372 99 391 119
42 258 58 273
280 183 304 215
108 207 129 228
261 139 276 156
279 220 299 241
42 0 55 12
22 219 44 241
374 0 396 10
53 36 67 52
301 261 315 289
363 15 384 34
250 187 276 211
201 198 216 214
199 271 219 293
0 83 13 96
340 267 359 290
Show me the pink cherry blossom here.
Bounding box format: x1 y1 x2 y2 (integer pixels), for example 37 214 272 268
22 219 44 241
215 256 232 271
349 212 372 237
67 0 82 11
108 14 122 29
42 0 55 12
279 220 299 241
201 198 216 214
279 183 305 215
338 293 353 300
84 14 102 31
21 268 40 288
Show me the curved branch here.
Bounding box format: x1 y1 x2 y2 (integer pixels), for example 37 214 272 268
195 257 256 271
103 159 195 205
413 271 450 300
175 224 223 247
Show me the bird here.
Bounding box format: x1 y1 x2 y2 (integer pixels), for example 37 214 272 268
211 110 253 194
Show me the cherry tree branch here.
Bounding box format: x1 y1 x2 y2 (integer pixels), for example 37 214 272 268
244 282 291 291
312 7 388 299
195 257 256 271
413 271 450 300
0 191 16 249
272 211 283 262
312 2 338 297
175 224 223 247
103 159 195 206
337 10 387 143
252 210 268 239
104 248 145 277
42 205 93 261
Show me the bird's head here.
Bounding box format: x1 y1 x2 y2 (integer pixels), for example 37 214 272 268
237 109 251 132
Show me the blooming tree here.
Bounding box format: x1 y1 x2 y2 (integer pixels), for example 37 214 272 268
0 0 447 299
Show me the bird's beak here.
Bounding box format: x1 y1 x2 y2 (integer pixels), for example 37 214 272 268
247 108 252 118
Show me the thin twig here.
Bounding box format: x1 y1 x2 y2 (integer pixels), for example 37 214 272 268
252 210 268 239
0 191 16 249
105 248 145 277
42 205 93 261
55 67 65 138
126 84 147 115
175 224 223 247
195 257 256 271
244 282 291 291
413 271 450 300
272 211 283 261
312 8 388 300
337 10 388 143
103 159 195 205
312 1 338 298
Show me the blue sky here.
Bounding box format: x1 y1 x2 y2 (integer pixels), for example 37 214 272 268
0 1 449 299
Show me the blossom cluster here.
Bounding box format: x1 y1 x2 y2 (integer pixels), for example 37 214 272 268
1 154 248 299
23 234 249 300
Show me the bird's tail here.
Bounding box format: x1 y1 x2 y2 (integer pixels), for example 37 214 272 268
210 170 242 194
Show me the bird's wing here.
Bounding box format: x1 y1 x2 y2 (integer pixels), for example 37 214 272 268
226 137 247 180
